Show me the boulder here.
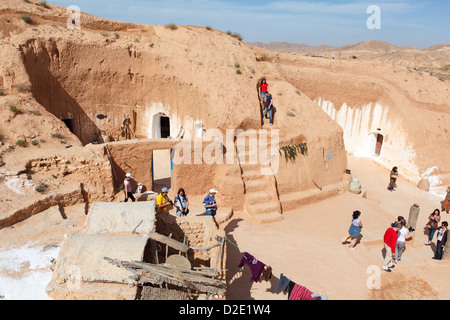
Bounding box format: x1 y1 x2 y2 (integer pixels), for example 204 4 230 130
417 176 430 191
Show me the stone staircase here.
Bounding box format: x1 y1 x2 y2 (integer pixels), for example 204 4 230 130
239 163 283 224
232 118 284 223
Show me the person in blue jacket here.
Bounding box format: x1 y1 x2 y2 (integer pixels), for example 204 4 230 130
203 189 218 217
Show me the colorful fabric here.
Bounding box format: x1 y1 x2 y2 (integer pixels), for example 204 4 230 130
286 281 296 299
275 274 290 294
238 252 266 283
384 227 398 254
260 83 268 93
156 193 170 213
288 284 315 301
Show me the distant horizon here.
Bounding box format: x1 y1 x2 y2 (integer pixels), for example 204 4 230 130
48 0 450 50
245 39 450 51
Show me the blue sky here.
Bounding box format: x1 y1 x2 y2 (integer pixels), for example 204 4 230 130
49 0 449 49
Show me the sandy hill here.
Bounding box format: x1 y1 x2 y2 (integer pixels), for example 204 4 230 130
247 41 334 53
256 47 450 185
250 40 450 76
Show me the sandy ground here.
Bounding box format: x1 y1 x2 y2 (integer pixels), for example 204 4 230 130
0 204 86 300
225 155 450 300
0 155 449 300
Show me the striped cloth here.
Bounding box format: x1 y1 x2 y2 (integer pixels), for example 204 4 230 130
288 284 315 300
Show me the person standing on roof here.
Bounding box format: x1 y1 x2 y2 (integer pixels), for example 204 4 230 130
123 173 135 202
264 92 274 126
259 79 269 107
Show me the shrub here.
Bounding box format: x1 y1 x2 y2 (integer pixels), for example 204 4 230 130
51 133 64 139
35 182 48 193
236 69 242 75
31 140 39 146
24 0 31 3
21 16 33 24
17 83 31 93
9 105 23 115
37 1 50 9
206 26 211 31
0 90 5 96
231 32 243 41
165 23 178 30
235 62 240 68
16 139 26 147
279 143 308 163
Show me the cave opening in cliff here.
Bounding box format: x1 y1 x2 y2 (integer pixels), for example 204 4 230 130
151 113 171 139
62 119 75 134
367 132 384 157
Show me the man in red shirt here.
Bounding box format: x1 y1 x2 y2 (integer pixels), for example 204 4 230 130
382 222 401 272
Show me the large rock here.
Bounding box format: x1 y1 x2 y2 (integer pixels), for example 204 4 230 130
417 176 431 191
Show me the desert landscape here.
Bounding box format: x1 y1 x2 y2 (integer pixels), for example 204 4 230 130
0 0 449 301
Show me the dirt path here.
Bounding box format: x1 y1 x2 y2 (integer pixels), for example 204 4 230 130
225 155 449 300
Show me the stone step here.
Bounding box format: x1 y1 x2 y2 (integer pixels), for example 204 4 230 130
245 191 271 205
244 179 267 192
279 180 347 212
248 211 283 224
247 201 280 214
242 170 265 181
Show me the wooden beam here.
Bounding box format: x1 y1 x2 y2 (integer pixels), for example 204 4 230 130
148 232 189 253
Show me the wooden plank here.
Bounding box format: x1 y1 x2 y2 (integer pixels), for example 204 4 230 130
148 232 189 253
104 257 226 295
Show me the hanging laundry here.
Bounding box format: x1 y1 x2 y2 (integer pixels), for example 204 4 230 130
275 273 290 294
286 280 296 299
259 266 272 283
289 284 320 301
238 252 266 283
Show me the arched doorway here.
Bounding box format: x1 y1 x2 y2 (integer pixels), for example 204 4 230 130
151 113 171 139
366 132 384 157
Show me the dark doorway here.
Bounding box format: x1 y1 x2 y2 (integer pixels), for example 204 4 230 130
62 119 75 134
160 116 170 139
375 134 384 156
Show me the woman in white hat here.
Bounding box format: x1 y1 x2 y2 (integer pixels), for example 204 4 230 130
123 173 135 202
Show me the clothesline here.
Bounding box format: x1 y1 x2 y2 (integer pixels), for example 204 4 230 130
224 234 328 300
224 235 282 277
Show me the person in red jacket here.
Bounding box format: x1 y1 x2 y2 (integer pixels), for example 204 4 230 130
382 222 401 272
